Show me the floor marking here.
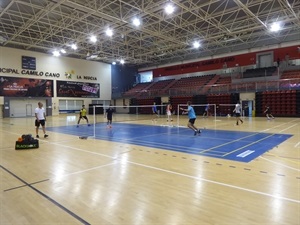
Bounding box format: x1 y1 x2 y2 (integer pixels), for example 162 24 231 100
260 156 300 171
295 142 300 148
185 149 296 178
128 146 295 178
0 165 91 225
264 152 300 165
52 142 118 159
199 122 289 155
128 161 300 204
4 179 50 192
278 123 299 132
52 162 117 179
5 131 299 206
222 133 276 156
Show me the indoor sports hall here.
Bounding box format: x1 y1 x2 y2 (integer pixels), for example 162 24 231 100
1 112 299 224
1 1 300 225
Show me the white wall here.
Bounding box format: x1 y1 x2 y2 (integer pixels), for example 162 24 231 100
10 99 46 117
161 96 169 103
240 92 255 101
0 47 112 116
114 98 130 114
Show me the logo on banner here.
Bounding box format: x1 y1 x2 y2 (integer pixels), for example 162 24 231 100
65 70 75 79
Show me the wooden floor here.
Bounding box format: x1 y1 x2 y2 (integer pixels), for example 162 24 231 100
1 114 299 225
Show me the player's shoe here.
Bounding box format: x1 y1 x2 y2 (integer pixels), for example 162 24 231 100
77 125 79 127
36 135 39 138
194 130 198 136
44 134 48 138
88 124 91 126
198 129 202 134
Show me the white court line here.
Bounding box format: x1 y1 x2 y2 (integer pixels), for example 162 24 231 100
259 156 300 171
279 123 299 132
256 122 300 171
295 142 300 148
3 121 300 203
53 142 118 159
128 161 300 204
49 141 300 204
52 162 117 179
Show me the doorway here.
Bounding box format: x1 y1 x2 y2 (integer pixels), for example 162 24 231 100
242 100 253 117
26 104 32 117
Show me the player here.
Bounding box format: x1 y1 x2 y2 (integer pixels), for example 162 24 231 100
233 101 243 125
180 101 201 136
264 106 274 120
152 102 159 121
106 105 114 128
203 103 210 117
166 103 173 122
77 105 91 127
35 102 48 138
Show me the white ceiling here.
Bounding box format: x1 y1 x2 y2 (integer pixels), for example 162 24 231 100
0 0 299 68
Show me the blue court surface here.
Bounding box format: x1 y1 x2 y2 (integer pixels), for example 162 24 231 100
47 123 293 163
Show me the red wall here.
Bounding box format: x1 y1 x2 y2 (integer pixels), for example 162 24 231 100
151 45 300 78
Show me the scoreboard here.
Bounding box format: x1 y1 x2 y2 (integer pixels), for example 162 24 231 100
22 56 36 70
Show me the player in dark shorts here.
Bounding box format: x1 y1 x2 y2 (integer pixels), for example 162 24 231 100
180 101 201 136
106 105 114 128
233 101 244 125
35 102 49 138
77 105 91 127
264 106 274 120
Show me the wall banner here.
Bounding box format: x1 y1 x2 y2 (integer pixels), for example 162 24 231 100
57 81 100 98
0 76 53 97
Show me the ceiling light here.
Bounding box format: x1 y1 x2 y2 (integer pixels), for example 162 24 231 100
165 3 175 14
112 62 116 65
106 28 113 37
71 44 77 50
120 59 125 64
193 41 200 49
52 50 60 57
132 18 141 27
90 35 97 43
270 22 281 32
60 49 66 54
90 54 98 59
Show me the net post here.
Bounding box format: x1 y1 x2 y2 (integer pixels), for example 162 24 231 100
213 103 217 121
103 102 106 118
93 105 96 138
177 104 180 127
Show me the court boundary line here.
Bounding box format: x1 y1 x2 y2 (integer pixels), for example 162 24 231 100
4 179 50 192
259 156 300 171
47 142 300 204
128 160 300 204
2 129 298 204
0 165 91 225
200 120 297 154
45 121 294 162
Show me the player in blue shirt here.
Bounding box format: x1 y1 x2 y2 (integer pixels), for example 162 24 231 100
180 101 201 136
152 102 159 121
